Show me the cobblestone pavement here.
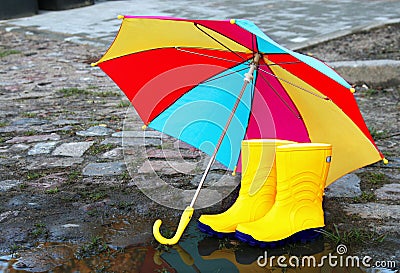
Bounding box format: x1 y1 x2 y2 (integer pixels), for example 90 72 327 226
0 24 239 253
0 17 399 272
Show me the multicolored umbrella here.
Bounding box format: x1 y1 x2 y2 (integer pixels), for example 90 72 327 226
93 16 386 244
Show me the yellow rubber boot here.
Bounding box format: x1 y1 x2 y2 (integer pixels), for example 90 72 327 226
198 139 295 238
235 143 332 246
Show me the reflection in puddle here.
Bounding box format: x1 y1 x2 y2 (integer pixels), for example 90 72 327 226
0 222 396 273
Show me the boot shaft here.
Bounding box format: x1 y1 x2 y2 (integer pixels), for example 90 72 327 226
241 139 295 196
275 143 332 204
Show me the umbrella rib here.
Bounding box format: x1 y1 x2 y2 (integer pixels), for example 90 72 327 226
202 67 249 84
194 23 250 63
259 61 302 66
175 47 244 64
251 32 256 59
257 71 302 119
258 67 330 101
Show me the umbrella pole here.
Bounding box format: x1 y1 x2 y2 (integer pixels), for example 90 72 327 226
190 53 261 207
153 53 261 245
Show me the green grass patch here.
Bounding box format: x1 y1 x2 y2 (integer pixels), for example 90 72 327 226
21 112 37 118
79 190 108 201
26 172 44 180
87 143 117 155
89 192 108 201
369 127 389 140
113 200 135 210
95 91 120 97
321 224 386 246
358 171 388 191
75 236 109 259
118 100 131 108
365 172 387 184
23 130 37 136
120 171 131 181
58 87 91 97
58 87 120 99
0 49 21 58
45 187 59 194
353 191 376 203
9 244 22 258
67 170 81 183
30 223 48 239
364 88 380 96
18 183 28 190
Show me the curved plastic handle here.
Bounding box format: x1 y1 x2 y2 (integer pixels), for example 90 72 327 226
153 206 194 245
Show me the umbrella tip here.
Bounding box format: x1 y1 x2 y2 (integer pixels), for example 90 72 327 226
142 124 147 130
230 19 236 24
90 62 98 67
350 87 356 93
117 15 124 20
383 158 389 164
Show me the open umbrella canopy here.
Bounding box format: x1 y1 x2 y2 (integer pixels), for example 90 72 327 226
94 16 384 187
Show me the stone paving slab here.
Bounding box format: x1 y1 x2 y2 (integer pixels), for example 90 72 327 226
112 130 167 139
182 189 222 208
11 118 49 126
52 142 94 157
0 180 22 192
0 144 30 153
27 141 58 155
101 137 162 147
325 173 361 198
375 183 400 201
146 148 201 160
6 133 60 144
76 125 114 136
82 162 126 176
137 160 197 175
329 59 400 84
344 203 400 220
26 158 84 170
101 147 123 159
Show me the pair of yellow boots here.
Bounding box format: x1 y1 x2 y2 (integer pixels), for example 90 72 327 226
198 139 332 247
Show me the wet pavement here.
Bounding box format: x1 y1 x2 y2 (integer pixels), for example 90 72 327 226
0 222 397 273
2 0 400 48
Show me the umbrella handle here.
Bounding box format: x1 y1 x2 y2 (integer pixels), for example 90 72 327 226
153 206 194 245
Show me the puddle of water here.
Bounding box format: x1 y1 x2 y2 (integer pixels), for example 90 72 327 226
1 221 397 273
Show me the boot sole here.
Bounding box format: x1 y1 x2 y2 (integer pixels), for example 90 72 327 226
235 228 323 248
197 220 235 239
